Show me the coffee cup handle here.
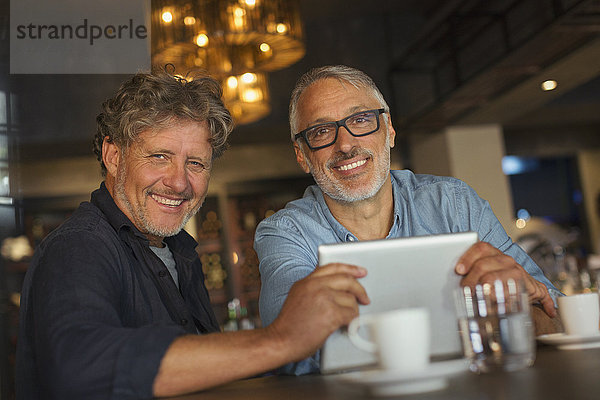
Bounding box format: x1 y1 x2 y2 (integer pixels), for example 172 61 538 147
347 315 377 353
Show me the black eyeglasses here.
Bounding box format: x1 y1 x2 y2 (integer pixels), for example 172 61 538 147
294 108 387 150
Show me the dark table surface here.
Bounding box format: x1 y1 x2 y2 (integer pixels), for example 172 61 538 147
170 345 600 400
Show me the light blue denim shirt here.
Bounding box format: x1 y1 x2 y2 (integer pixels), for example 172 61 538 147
254 170 561 375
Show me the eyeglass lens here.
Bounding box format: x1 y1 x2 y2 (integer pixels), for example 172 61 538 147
305 110 380 148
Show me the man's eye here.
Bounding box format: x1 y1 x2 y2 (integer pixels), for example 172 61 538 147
349 113 373 125
188 160 207 170
308 126 332 137
151 154 166 160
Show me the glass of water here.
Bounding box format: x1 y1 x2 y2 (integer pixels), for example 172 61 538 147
454 279 536 373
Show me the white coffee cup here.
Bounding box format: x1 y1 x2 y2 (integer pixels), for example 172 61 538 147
347 308 430 372
557 292 600 336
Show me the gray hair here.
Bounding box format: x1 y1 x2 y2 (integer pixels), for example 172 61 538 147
288 65 389 140
94 69 234 176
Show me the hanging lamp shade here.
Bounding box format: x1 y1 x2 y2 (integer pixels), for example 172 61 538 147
152 0 305 76
152 0 304 124
221 72 271 125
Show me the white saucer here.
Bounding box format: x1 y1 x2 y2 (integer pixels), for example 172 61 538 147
334 358 469 396
537 332 600 350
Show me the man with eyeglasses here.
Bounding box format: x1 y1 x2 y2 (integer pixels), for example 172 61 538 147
255 65 563 375
16 69 371 399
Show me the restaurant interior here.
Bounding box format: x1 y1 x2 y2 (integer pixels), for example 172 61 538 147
1 0 600 397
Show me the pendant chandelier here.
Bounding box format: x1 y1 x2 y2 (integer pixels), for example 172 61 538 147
152 0 305 124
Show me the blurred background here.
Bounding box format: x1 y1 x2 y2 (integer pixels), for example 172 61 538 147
1 0 600 397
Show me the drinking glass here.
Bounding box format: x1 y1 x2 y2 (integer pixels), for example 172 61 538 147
454 279 536 373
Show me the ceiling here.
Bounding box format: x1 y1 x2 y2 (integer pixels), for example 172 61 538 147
3 0 600 165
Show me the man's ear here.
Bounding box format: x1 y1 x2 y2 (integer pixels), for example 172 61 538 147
102 137 121 178
293 143 311 174
387 117 396 149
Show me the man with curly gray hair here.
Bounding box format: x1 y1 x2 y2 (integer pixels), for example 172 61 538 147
17 69 370 399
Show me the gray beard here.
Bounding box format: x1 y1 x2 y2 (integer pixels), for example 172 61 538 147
304 135 391 203
114 165 202 239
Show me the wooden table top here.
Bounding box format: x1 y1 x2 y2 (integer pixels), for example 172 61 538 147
169 345 600 400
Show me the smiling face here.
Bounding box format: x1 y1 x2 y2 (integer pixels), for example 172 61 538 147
293 78 396 203
103 120 212 246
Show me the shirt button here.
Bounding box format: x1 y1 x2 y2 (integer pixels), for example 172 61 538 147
158 270 167 277
180 319 188 326
347 236 355 242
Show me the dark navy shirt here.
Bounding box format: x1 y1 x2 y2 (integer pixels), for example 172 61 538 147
16 183 220 399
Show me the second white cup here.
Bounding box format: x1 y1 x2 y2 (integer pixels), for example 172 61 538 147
558 292 600 336
347 308 430 373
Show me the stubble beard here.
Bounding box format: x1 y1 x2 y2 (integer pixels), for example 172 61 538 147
114 163 203 239
305 134 391 203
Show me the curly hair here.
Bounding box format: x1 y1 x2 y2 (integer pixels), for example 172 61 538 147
93 69 234 176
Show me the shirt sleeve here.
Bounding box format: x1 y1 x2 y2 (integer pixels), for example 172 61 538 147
28 230 186 399
457 180 563 306
254 216 320 375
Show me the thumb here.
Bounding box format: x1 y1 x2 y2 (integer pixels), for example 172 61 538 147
539 295 557 318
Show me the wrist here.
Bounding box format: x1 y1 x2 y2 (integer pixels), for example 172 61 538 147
262 321 297 362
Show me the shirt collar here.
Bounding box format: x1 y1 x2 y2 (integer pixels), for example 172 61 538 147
91 182 145 240
90 182 198 259
312 172 402 242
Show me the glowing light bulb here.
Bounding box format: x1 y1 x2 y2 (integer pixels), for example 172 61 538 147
162 11 173 23
259 42 270 52
233 7 246 29
242 88 260 102
241 72 256 84
234 7 246 17
195 33 209 47
276 23 287 33
541 80 557 91
184 16 196 25
227 76 238 89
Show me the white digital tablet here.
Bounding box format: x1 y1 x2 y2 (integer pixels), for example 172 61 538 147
318 231 478 374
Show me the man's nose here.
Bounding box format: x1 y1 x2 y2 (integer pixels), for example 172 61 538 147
163 163 189 192
333 125 358 152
